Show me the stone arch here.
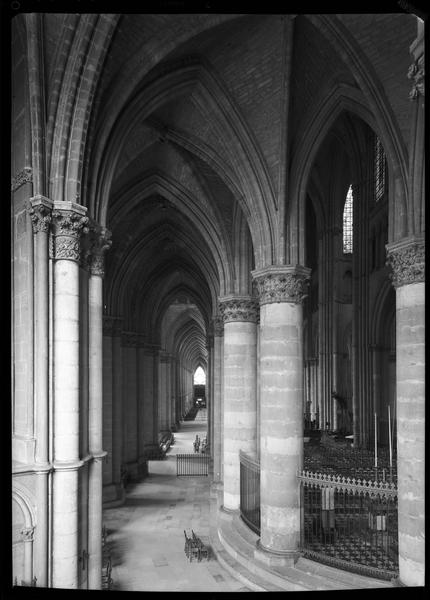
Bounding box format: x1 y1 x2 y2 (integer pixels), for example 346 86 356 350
288 83 409 266
12 486 36 585
155 285 209 350
307 15 409 241
48 15 119 203
107 221 218 331
91 58 276 268
106 171 234 296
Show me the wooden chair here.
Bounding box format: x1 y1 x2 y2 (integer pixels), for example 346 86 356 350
191 530 209 561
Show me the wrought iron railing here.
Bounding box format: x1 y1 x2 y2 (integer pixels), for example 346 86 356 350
305 442 397 484
176 453 210 476
239 450 260 535
298 470 398 580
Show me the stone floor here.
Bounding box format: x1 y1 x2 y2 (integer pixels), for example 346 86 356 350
103 416 250 592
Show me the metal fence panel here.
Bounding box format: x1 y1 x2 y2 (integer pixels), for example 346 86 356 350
298 471 398 580
176 454 210 476
239 450 261 535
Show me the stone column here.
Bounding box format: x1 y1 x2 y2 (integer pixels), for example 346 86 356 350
212 316 224 482
137 335 147 476
21 527 35 586
219 296 258 511
28 196 52 587
87 227 111 589
159 351 170 432
78 240 90 589
207 332 214 454
175 358 181 428
252 266 310 565
112 319 124 501
102 317 114 502
51 202 88 588
168 354 176 430
122 333 139 477
386 237 425 587
142 345 159 457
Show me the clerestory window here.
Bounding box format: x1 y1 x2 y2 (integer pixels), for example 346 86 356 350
343 185 353 254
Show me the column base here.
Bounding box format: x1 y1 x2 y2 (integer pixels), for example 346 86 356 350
219 504 236 519
102 483 125 508
254 539 299 568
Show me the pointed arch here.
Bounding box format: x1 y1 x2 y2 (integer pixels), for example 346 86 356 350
90 58 276 268
287 83 409 265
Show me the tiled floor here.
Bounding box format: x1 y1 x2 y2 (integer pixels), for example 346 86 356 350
103 417 250 592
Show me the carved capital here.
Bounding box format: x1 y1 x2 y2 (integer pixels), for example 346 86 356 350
27 196 53 234
88 226 112 277
11 167 32 192
219 296 259 323
213 315 224 336
407 55 424 100
21 526 34 542
51 204 89 262
252 265 311 305
386 237 425 287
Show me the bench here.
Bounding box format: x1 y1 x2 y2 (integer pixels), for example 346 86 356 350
159 431 175 456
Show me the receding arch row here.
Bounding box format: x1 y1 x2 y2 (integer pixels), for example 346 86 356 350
105 225 218 331
106 170 235 296
172 319 207 369
90 58 276 268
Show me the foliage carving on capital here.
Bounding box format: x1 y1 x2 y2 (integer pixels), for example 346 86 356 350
219 297 259 323
21 526 34 542
27 198 52 234
386 239 425 287
408 55 424 100
252 266 310 305
51 208 89 261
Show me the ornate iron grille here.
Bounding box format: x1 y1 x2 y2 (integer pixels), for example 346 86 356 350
239 450 261 535
176 453 210 476
298 471 398 581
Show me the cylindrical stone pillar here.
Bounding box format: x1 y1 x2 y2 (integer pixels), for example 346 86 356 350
252 266 310 565
112 319 124 500
137 337 146 472
142 345 158 456
159 351 170 432
28 196 52 587
212 316 224 482
102 318 114 500
219 296 258 511
87 228 110 589
51 202 88 588
122 333 139 476
387 238 425 587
